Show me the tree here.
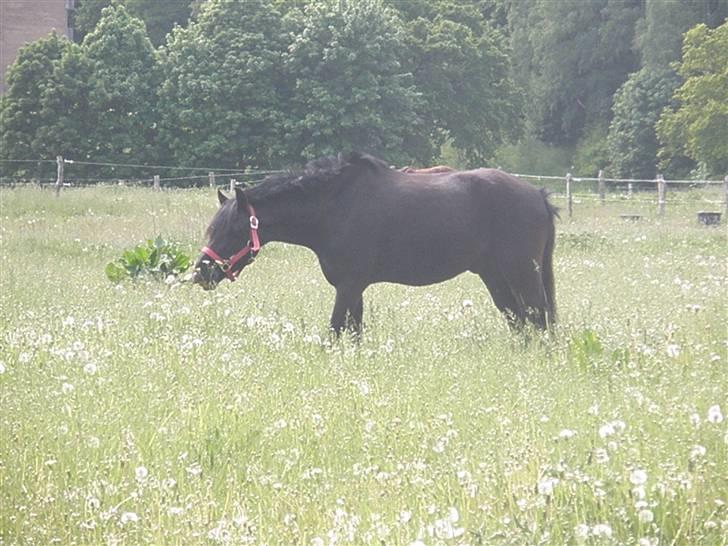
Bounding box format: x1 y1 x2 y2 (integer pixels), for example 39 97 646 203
509 0 641 145
74 0 192 45
0 32 69 179
35 43 97 174
635 0 727 69
607 67 682 178
399 8 522 165
158 0 288 169
657 22 728 177
282 0 424 165
81 5 161 176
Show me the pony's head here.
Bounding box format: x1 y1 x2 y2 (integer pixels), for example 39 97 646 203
193 187 259 290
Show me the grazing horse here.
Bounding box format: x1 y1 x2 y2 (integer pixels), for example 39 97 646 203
194 152 558 333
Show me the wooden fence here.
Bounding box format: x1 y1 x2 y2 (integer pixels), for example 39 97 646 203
512 169 728 219
11 155 728 222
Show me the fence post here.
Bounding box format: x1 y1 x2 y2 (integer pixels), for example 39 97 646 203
209 171 215 189
230 178 236 193
153 174 160 191
598 169 605 206
628 182 633 197
657 174 666 216
565 172 573 218
54 155 64 197
724 175 728 214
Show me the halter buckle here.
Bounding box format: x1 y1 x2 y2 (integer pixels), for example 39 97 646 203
250 215 259 229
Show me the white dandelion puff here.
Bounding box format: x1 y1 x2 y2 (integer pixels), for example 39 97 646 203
120 512 139 525
558 428 577 439
592 523 612 538
630 469 648 486
638 509 654 524
135 466 148 482
707 405 723 424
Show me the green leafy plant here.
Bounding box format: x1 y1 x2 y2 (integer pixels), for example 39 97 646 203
105 237 192 282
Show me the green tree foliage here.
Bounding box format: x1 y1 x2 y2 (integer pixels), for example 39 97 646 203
607 67 682 178
158 0 288 170
282 0 424 164
396 0 522 166
635 0 726 69
657 22 728 177
74 0 192 46
81 5 160 175
509 0 641 145
0 32 69 179
36 43 97 172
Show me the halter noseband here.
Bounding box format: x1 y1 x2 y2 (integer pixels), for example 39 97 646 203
200 204 260 281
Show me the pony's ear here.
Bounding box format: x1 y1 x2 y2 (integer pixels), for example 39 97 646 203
217 189 228 206
234 186 248 208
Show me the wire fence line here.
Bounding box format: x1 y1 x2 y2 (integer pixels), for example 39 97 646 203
1 156 727 218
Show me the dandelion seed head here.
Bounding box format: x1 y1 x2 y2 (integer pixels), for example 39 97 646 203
707 405 723 424
630 469 648 486
558 428 577 439
638 509 654 523
592 523 612 537
120 511 139 525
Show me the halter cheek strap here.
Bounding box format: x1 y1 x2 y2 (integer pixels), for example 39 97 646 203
201 204 260 281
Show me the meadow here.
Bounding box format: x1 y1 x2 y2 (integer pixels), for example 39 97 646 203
0 185 726 545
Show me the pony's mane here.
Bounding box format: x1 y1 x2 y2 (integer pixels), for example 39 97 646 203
246 152 388 201
207 152 388 238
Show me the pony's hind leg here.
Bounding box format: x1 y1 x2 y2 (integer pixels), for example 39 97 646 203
478 270 523 329
503 259 550 330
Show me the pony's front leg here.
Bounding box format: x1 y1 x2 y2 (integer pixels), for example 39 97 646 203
330 286 363 338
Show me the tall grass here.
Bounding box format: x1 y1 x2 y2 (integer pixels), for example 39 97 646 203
1 186 726 545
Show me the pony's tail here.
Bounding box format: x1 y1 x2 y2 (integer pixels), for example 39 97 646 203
541 189 558 328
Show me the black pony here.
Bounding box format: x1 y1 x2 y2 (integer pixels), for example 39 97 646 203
194 153 557 333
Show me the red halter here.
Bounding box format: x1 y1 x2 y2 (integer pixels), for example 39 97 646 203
200 204 260 281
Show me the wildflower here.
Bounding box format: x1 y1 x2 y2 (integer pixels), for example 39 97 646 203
186 462 203 477
666 344 680 358
0 361 5 374
62 382 75 394
83 362 97 375
632 486 646 500
558 429 577 439
689 445 706 460
630 469 648 486
85 496 101 511
638 509 654 524
135 466 148 482
537 477 559 496
592 523 612 538
120 512 139 525
167 506 184 516
398 510 412 524
598 423 615 438
707 405 723 424
574 523 590 541
595 448 609 464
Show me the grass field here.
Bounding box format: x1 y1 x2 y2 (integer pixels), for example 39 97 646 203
1 185 726 545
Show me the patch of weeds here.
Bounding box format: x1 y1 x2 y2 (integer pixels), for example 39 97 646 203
105 236 191 282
